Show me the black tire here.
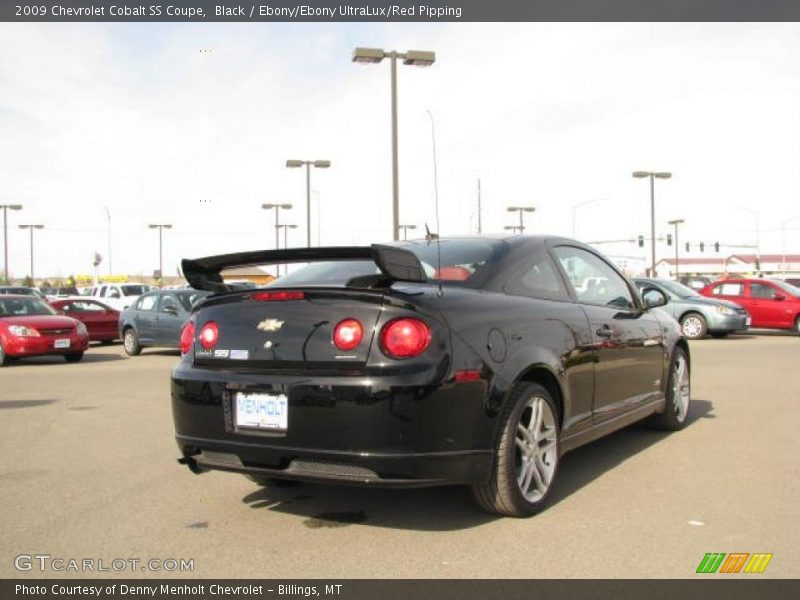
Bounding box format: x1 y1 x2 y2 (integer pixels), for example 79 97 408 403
649 347 691 431
709 332 729 339
0 341 9 367
123 327 142 356
64 352 84 363
472 382 560 517
679 312 707 339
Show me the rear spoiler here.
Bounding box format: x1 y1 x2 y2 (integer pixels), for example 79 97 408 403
182 245 427 293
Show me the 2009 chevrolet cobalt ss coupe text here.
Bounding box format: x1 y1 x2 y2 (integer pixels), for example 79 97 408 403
172 236 691 517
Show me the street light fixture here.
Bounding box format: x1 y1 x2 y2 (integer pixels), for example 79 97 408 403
352 46 436 240
1 204 22 283
667 219 685 281
18 223 44 283
399 224 416 240
148 224 172 281
285 159 330 248
506 206 535 234
504 225 523 235
632 170 672 276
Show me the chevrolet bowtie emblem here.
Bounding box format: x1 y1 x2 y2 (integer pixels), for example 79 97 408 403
257 318 284 332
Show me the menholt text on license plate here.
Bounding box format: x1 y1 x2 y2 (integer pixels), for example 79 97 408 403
235 392 288 431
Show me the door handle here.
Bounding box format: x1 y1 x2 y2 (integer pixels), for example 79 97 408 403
595 325 613 338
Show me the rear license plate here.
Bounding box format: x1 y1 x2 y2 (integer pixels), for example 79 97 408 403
234 392 288 431
54 339 70 349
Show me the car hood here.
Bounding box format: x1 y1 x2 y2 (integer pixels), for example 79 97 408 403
1 315 79 330
677 296 743 310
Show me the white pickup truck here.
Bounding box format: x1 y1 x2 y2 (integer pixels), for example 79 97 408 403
87 282 152 311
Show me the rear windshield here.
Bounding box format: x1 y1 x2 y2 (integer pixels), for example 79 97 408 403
267 239 507 288
769 279 800 297
0 287 37 296
0 297 58 317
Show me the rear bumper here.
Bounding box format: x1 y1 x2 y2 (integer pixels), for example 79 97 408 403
171 361 497 487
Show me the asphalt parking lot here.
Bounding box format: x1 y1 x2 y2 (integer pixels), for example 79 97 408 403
1 333 798 579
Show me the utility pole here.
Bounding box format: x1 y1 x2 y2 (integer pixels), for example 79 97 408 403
477 179 482 234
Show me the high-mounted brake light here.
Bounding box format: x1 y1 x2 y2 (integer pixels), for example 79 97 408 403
333 319 364 351
199 321 219 350
380 318 431 359
180 322 195 355
251 291 305 301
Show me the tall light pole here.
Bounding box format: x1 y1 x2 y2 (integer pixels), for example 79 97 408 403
507 206 535 233
262 203 292 276
504 225 523 235
572 199 602 239
104 206 112 275
352 46 436 241
286 159 330 248
18 223 44 283
399 224 416 240
632 170 672 277
277 223 298 250
148 224 172 281
781 216 800 272
737 206 761 273
667 219 685 281
1 204 22 283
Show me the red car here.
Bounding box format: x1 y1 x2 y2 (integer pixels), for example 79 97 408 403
50 297 120 343
0 295 90 366
700 278 800 333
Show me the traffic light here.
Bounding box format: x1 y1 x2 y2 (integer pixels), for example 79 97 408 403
714 242 720 252
699 242 705 252
666 233 673 246
685 242 690 252
638 235 644 248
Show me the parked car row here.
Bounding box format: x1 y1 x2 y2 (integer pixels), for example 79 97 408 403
2 265 799 367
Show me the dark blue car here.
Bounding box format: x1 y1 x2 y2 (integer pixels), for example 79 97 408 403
120 289 209 356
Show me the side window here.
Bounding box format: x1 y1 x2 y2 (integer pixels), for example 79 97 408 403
99 286 107 298
160 294 179 312
138 294 158 311
506 253 569 301
750 283 776 299
552 246 635 309
77 301 105 312
107 286 121 299
713 282 744 297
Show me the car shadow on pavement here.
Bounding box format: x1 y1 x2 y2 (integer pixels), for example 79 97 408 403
239 399 714 531
3 353 125 367
547 398 714 508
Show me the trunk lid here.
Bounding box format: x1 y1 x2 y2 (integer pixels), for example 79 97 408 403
191 289 385 369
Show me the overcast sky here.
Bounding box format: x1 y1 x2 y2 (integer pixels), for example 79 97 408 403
1 22 800 279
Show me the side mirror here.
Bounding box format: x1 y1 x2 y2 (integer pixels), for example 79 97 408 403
774 293 786 301
162 305 179 316
641 287 668 309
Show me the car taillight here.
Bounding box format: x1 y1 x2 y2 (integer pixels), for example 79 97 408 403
380 318 431 359
199 321 219 350
333 319 364 351
251 291 305 301
180 322 195 355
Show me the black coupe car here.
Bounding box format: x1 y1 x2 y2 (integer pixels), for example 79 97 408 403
173 236 691 517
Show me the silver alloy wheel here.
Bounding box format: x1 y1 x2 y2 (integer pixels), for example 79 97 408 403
672 353 690 423
515 396 558 502
0 342 5 363
681 316 704 339
124 330 136 354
